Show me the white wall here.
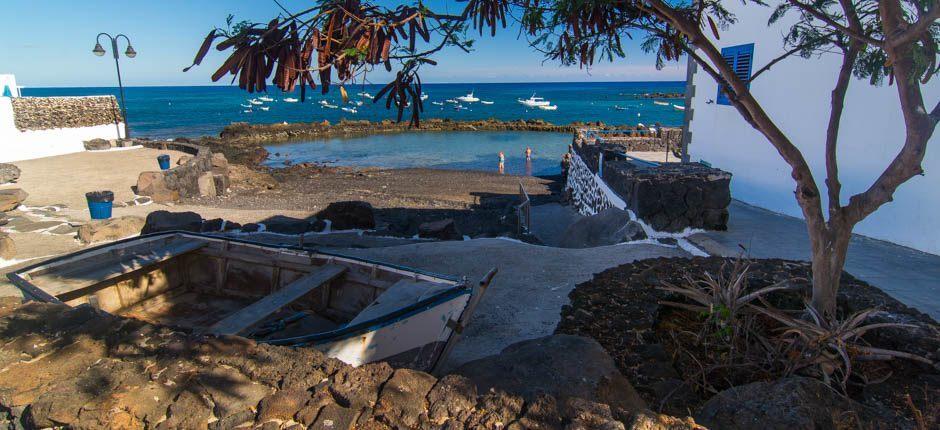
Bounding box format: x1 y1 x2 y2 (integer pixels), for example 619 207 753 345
689 4 940 255
0 75 19 97
0 97 125 162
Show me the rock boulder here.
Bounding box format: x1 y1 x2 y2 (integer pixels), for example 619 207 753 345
0 163 20 184
0 233 14 260
316 201 375 230
418 218 462 241
141 211 204 234
558 208 647 248
136 172 179 203
0 189 28 212
695 377 894 430
78 216 145 244
83 138 111 151
454 334 647 415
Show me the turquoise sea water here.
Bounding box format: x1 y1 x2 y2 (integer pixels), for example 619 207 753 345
264 131 571 176
23 81 684 139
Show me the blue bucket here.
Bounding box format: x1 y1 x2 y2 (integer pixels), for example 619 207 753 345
157 154 171 170
86 191 114 220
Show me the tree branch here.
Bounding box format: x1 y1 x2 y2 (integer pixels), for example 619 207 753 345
824 43 860 219
886 3 940 49
787 0 884 47
751 44 810 81
842 0 936 225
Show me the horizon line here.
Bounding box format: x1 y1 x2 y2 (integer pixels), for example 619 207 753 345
21 79 686 89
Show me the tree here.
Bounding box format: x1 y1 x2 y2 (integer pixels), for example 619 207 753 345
189 0 939 318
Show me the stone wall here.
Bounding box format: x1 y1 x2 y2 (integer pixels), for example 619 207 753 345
0 300 695 429
567 140 732 232
10 96 122 131
575 127 683 153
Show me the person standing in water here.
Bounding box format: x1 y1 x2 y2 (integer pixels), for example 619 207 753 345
524 146 532 160
498 151 505 174
524 146 533 176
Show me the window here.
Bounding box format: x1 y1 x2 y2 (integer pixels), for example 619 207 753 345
716 43 754 106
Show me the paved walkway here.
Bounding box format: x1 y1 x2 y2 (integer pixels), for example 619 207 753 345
696 200 940 320
340 238 689 371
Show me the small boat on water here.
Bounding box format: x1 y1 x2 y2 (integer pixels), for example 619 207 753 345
319 100 330 106
673 104 686 111
518 93 551 108
240 104 252 108
242 109 253 113
453 104 467 111
322 103 339 109
480 100 494 105
456 91 479 103
358 92 374 99
8 232 493 372
341 107 357 113
259 106 270 111
258 96 275 102
420 93 429 101
431 101 444 106
653 100 670 106
283 98 299 103
352 100 364 106
613 105 628 111
445 99 458 104
249 99 264 106
537 104 558 111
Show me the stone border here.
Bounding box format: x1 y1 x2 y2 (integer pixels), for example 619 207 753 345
10 96 123 131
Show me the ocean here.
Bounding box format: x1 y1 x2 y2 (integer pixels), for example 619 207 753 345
22 81 685 139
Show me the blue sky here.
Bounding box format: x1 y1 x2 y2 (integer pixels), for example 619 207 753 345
1 0 685 87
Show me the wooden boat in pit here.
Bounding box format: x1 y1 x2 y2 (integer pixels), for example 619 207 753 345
7 232 493 373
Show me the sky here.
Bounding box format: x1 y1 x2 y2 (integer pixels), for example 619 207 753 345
0 0 685 88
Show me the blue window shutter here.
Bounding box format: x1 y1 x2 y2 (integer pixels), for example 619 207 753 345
717 43 754 106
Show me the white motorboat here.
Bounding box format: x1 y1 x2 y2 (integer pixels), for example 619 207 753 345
242 109 253 113
431 101 444 106
454 104 467 110
445 99 458 104
456 91 479 103
258 96 275 102
249 99 264 106
673 104 686 111
537 104 558 111
341 107 357 113
653 100 670 106
319 100 330 106
480 100 494 105
352 101 364 106
283 98 299 103
358 92 374 99
240 104 252 108
420 93 429 101
322 103 338 109
259 106 270 111
613 105 628 111
518 93 551 107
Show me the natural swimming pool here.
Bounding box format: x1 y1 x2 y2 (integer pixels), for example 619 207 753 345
263 131 571 176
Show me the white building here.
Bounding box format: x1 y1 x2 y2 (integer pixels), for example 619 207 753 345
0 74 125 162
687 4 940 255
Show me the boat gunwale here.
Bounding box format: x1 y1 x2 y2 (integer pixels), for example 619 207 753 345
7 231 473 349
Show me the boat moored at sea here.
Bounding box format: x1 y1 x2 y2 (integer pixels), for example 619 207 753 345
518 93 551 107
283 97 299 103
480 100 494 105
537 104 558 111
258 96 275 102
7 232 494 372
341 106 357 113
653 100 670 106
249 99 263 105
673 104 685 111
456 91 479 103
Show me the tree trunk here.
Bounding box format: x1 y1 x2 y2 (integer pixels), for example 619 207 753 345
809 222 852 317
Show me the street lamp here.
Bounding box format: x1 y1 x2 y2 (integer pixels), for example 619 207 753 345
93 33 136 137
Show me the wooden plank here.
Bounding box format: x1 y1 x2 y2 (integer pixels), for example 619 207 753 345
42 239 209 300
432 268 497 376
208 265 347 336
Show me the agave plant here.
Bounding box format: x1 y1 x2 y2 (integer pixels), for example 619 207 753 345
753 305 934 388
658 259 799 339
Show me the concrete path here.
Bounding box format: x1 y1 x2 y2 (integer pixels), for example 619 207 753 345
528 203 583 246
338 238 689 371
697 200 940 319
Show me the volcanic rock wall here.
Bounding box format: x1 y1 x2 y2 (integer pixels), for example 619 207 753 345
567 141 731 232
10 96 123 131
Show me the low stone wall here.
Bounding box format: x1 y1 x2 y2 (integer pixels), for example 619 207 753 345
574 127 683 153
10 96 123 131
0 300 694 429
602 158 731 231
567 138 731 232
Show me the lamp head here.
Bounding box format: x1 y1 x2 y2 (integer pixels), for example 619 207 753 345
124 45 137 58
92 42 106 57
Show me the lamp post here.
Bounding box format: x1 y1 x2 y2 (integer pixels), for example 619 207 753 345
93 33 136 138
